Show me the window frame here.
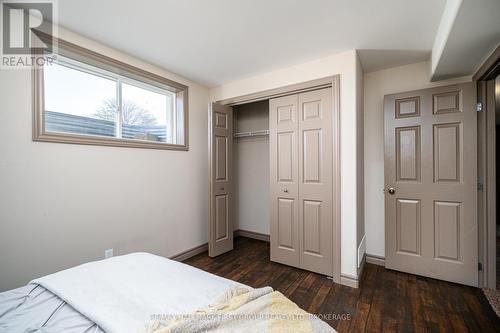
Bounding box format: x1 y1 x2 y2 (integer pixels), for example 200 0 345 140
33 34 189 151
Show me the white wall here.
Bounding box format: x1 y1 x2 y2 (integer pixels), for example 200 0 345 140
0 28 210 291
363 61 471 257
355 52 365 269
211 50 361 277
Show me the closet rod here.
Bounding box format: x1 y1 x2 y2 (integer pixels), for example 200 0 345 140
233 129 269 138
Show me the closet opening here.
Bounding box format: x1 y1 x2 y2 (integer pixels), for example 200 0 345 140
233 100 271 241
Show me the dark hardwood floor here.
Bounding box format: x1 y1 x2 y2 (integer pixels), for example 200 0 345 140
184 237 500 333
497 230 499 290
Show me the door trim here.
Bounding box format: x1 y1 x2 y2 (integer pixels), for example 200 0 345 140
473 44 500 81
477 80 497 289
214 75 341 285
474 46 499 289
217 77 335 106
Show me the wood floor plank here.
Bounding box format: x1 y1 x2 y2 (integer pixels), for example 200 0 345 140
307 277 333 314
184 237 500 333
348 301 370 333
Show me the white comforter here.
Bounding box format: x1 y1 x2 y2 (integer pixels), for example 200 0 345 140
31 253 241 333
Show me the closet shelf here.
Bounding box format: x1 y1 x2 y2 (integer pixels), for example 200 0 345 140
233 129 269 138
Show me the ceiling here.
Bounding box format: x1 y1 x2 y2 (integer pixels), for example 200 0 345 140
56 0 447 87
431 0 500 81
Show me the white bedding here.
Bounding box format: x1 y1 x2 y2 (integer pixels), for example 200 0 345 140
31 253 241 333
0 284 104 333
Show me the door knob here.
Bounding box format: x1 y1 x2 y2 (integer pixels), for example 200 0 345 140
387 187 396 195
284 189 289 193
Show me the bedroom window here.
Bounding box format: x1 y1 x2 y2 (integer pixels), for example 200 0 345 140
33 37 188 150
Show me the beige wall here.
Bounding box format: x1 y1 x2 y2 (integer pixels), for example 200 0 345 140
211 50 362 277
363 61 471 257
0 28 211 291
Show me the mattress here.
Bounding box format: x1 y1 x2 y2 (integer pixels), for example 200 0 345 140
0 253 242 333
0 284 104 333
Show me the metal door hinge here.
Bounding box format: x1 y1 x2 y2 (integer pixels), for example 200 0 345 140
477 182 484 191
475 102 483 112
478 262 483 271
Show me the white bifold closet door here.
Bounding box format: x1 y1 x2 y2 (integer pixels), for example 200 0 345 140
270 88 333 276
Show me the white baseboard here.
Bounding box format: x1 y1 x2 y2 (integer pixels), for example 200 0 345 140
340 273 359 288
366 254 385 266
339 253 366 289
235 229 270 242
169 229 270 262
169 243 208 262
337 251 371 290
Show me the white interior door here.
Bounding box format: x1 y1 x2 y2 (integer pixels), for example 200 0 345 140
208 103 234 257
384 83 478 286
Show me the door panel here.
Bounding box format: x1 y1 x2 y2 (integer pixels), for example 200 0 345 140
209 103 233 257
277 104 295 123
396 126 421 181
215 194 229 240
277 198 295 249
215 111 228 129
434 201 462 261
298 89 333 276
303 129 322 183
270 95 299 267
385 83 477 286
277 132 295 182
396 198 421 255
395 96 420 118
433 90 461 114
433 123 460 182
215 136 228 181
303 200 322 254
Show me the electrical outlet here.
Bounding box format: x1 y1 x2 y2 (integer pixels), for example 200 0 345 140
105 249 113 259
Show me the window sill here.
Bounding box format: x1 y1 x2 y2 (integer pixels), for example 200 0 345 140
33 131 189 151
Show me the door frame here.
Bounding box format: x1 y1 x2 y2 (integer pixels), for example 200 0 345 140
214 75 341 284
474 44 500 289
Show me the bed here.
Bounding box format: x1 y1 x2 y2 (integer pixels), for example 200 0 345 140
0 253 335 333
